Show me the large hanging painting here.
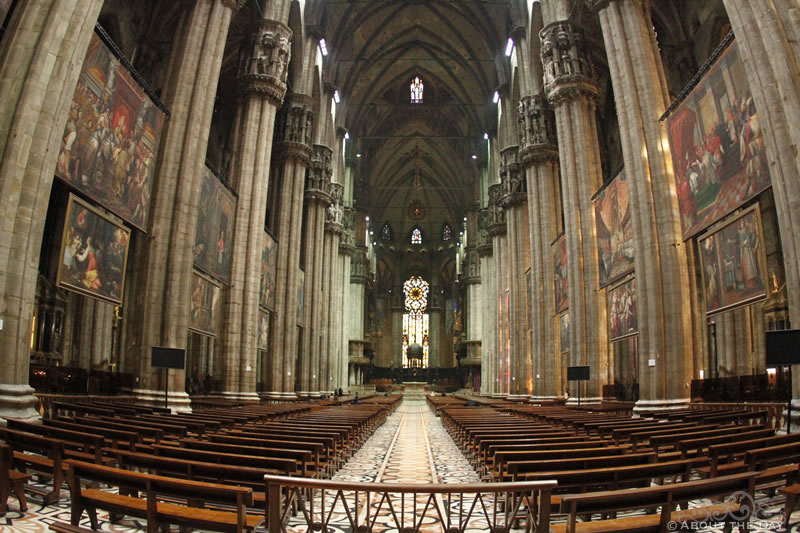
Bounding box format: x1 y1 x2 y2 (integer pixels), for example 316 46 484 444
189 272 221 336
608 278 638 341
260 232 278 310
699 205 767 315
553 234 568 314
57 194 131 305
559 312 569 353
666 41 771 239
55 33 166 230
594 170 634 287
193 167 235 283
258 309 270 351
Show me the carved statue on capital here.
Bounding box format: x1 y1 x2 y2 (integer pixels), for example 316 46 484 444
487 183 506 233
541 21 597 104
519 95 559 165
237 20 292 104
499 147 525 202
307 145 333 201
276 98 314 163
476 208 492 255
326 183 345 228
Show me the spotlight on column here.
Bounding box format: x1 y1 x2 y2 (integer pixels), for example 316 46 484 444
493 91 500 104
505 38 514 57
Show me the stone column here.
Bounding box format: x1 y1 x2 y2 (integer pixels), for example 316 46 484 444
519 94 561 399
591 0 695 407
319 182 344 394
264 93 313 399
299 145 332 396
478 209 495 395
541 19 608 401
76 299 114 370
463 247 482 345
338 208 356 391
500 146 532 397
428 286 442 368
488 184 509 396
121 0 237 409
0 0 103 418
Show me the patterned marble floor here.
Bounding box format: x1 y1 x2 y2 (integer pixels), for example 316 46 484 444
2 399 799 532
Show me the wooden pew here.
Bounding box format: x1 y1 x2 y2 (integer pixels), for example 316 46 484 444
551 472 757 533
502 451 655 483
6 419 112 464
0 428 65 504
701 433 800 478
0 442 30 515
66 459 263 532
152 444 314 479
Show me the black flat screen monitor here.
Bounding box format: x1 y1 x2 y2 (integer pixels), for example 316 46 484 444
567 365 590 381
151 346 185 369
766 329 800 366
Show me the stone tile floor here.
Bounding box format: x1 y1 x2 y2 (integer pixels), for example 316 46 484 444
1 399 796 532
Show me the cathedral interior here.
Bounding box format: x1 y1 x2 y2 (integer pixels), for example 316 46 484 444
0 0 798 416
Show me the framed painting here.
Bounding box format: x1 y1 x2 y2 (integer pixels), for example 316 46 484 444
57 194 131 305
193 167 235 283
553 234 568 314
608 278 638 341
258 309 270 351
55 33 166 230
189 272 221 336
666 41 771 239
699 205 767 315
260 232 278 310
594 169 634 287
559 312 570 353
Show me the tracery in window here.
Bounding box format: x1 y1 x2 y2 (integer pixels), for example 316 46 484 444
402 276 429 367
410 76 423 103
442 223 452 241
411 226 423 245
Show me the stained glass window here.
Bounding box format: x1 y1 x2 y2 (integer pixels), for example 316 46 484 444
410 76 423 104
381 222 394 241
402 276 429 367
411 227 422 245
442 223 452 241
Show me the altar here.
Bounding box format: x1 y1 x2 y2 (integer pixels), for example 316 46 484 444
403 381 428 397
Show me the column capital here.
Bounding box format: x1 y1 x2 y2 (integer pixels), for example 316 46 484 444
325 183 345 233
219 0 245 10
461 249 482 285
476 208 493 256
338 207 356 251
540 21 599 105
237 19 292 105
518 94 559 166
306 144 333 203
350 247 370 284
276 93 314 164
499 146 527 207
487 184 507 236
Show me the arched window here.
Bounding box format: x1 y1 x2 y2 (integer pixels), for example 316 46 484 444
441 223 452 241
381 222 394 241
411 226 423 245
402 276 430 368
410 76 423 104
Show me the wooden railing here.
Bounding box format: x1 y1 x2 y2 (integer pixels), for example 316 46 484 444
264 474 556 533
689 402 788 431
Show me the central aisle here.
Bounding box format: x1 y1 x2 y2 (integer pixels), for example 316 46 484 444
335 397 481 485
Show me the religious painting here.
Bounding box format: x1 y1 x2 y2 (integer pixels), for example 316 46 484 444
193 167 235 283
258 309 270 351
297 270 305 326
559 312 569 353
594 170 634 287
698 205 767 315
57 194 131 305
260 232 278 310
553 234 568 314
55 33 166 230
189 273 221 336
608 278 638 341
666 41 771 239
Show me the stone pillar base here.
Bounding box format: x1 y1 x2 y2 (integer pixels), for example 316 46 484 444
0 384 40 421
259 391 298 402
565 396 603 406
216 391 261 403
491 393 509 399
134 388 192 413
506 394 530 402
633 398 690 417
529 395 562 403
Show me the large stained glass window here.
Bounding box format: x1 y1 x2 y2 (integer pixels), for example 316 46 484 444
402 276 429 368
410 76 423 104
442 223 452 241
411 226 422 245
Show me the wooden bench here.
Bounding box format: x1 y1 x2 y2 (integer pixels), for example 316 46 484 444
67 459 263 532
506 452 657 482
0 442 30 515
6 419 111 464
551 472 757 533
0 427 66 504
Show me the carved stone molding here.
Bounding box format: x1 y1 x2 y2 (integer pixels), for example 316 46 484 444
487 184 506 236
350 247 370 284
275 95 314 164
499 146 526 207
338 207 355 251
518 94 559 166
306 144 333 203
237 19 292 105
540 21 598 106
